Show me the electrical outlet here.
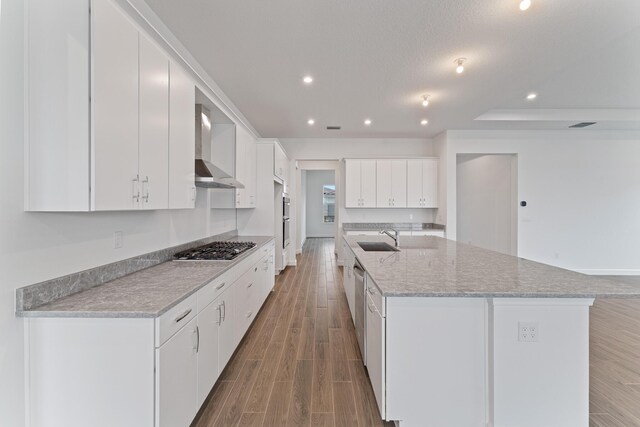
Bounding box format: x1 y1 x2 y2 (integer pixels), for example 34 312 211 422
113 231 123 249
518 321 539 342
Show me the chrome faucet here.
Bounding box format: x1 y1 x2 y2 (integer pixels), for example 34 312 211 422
380 229 400 247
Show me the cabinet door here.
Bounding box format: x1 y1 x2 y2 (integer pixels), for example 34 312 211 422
168 62 196 209
344 160 362 208
360 160 377 208
138 34 169 210
92 0 139 210
376 160 392 208
197 302 220 407
218 293 235 372
235 265 260 342
267 248 275 292
156 317 198 427
274 144 286 180
236 127 256 208
422 159 439 208
343 245 356 324
391 160 407 208
365 294 386 419
406 159 423 208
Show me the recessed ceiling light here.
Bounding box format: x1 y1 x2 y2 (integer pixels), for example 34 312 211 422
307 119 315 125
421 95 431 107
420 119 429 126
364 119 372 126
519 0 531 11
526 93 537 100
455 58 466 74
303 75 313 84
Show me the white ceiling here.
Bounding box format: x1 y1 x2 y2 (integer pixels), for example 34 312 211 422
144 0 640 138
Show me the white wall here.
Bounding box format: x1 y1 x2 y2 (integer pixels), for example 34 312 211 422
298 171 307 250
457 154 517 255
305 170 336 238
0 2 238 424
442 130 640 274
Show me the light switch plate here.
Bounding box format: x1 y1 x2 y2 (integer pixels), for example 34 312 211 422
113 231 123 249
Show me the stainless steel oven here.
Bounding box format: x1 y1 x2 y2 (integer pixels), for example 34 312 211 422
283 194 291 249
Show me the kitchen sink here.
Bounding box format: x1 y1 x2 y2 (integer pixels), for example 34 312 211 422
357 242 400 252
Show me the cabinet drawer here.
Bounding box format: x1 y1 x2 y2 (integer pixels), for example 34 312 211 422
365 275 384 317
155 293 197 347
197 272 231 313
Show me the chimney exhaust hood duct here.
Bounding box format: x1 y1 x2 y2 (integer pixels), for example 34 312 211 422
194 104 244 189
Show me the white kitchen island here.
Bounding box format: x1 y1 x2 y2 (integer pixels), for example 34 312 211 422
342 235 640 427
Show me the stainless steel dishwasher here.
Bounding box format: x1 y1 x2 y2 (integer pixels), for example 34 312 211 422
353 259 366 361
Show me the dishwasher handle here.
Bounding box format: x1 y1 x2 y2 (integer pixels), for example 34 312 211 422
353 263 365 279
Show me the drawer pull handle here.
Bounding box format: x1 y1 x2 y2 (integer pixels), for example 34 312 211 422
222 301 226 321
246 311 253 318
174 308 192 323
254 267 258 272
215 282 226 290
248 282 253 288
216 305 222 325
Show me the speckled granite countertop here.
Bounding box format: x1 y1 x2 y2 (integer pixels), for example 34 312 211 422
344 235 640 298
342 222 445 232
20 236 274 318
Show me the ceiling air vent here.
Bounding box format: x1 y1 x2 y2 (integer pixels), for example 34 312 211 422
326 126 341 130
569 122 597 128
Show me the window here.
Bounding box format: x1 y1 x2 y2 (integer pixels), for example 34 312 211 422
323 185 335 223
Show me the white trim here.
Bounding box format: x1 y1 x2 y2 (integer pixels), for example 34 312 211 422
575 269 640 276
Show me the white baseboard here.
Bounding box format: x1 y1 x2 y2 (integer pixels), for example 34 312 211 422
296 249 302 254
575 269 640 276
288 259 297 267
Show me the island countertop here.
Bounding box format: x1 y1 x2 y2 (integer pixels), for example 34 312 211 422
19 236 275 318
344 235 640 298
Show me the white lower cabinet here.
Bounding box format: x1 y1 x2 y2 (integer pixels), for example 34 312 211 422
342 242 356 323
196 301 220 407
24 240 276 427
365 292 385 419
156 317 198 427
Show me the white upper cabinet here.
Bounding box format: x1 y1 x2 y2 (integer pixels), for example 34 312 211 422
168 62 196 209
26 0 196 212
274 143 288 182
407 159 439 208
235 126 256 208
92 0 140 211
345 159 377 208
376 160 407 208
138 34 169 210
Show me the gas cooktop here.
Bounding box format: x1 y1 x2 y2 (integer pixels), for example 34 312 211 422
173 241 256 261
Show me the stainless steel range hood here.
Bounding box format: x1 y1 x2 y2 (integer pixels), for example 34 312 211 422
195 104 244 189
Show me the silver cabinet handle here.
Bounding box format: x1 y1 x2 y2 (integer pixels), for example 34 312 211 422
174 308 192 323
222 300 226 321
132 175 140 204
141 176 149 203
246 311 253 319
254 267 258 272
216 305 222 325
195 326 200 352
248 282 253 288
215 282 226 291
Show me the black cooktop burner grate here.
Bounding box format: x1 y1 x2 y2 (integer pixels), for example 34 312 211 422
173 241 257 261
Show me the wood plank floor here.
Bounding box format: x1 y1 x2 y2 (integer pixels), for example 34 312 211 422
590 277 640 426
191 239 640 426
192 238 392 427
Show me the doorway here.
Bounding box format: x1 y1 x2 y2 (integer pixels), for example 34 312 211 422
303 170 337 238
456 154 518 256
